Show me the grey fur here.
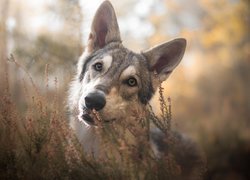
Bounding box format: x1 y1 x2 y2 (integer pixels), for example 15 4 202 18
68 1 205 179
78 42 154 104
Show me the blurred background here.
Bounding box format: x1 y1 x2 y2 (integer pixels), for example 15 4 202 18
0 0 249 179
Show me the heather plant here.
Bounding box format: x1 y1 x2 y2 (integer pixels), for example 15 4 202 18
0 57 205 179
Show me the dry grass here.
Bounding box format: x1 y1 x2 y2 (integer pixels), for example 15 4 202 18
0 57 205 180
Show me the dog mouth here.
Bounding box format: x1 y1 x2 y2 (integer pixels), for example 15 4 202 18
81 113 95 125
78 108 115 126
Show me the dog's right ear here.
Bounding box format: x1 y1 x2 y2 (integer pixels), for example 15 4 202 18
87 1 121 52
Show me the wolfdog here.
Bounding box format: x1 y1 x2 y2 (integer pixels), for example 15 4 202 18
68 1 204 179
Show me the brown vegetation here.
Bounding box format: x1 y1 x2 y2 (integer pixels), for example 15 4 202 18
0 58 206 179
0 0 249 179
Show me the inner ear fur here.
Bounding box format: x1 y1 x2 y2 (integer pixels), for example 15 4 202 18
142 38 186 82
88 0 121 52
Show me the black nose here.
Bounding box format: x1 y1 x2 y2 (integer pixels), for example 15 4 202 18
85 92 106 111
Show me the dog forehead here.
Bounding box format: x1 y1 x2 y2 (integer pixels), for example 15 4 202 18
102 55 112 62
100 55 113 69
110 49 147 68
79 44 149 82
120 65 137 78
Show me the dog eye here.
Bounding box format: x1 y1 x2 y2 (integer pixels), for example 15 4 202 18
94 62 103 71
127 77 137 87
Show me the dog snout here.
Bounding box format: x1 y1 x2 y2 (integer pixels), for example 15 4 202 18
85 92 106 111
95 84 109 94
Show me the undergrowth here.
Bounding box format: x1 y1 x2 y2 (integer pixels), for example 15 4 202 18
0 56 205 180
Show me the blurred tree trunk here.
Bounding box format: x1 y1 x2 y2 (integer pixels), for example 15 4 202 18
0 0 9 89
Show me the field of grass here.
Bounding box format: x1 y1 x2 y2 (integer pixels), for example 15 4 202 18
0 58 209 180
0 57 249 180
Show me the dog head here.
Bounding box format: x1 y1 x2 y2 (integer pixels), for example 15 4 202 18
69 1 186 126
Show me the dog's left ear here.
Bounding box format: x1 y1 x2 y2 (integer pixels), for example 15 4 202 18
142 38 186 85
87 1 121 52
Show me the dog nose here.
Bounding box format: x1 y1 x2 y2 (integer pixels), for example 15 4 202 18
85 92 106 111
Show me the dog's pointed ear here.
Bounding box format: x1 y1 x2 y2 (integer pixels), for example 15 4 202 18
87 1 121 52
142 38 186 84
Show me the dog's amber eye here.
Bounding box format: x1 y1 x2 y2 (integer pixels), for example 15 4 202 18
127 77 137 87
94 62 103 71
